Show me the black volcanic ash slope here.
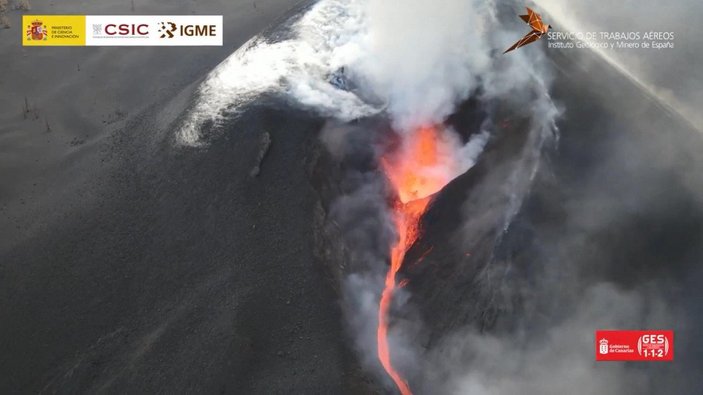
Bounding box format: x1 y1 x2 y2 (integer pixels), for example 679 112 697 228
0 96 373 393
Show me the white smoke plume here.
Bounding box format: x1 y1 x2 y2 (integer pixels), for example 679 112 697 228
176 0 554 144
347 0 491 131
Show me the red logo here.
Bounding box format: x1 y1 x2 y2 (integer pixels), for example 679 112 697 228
596 330 673 361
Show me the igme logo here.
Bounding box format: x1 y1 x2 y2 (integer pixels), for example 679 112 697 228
158 21 217 38
158 21 177 38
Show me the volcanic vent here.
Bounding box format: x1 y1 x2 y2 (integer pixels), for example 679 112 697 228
377 125 477 394
173 0 558 391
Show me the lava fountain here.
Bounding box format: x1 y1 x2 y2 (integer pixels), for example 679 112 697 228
377 125 462 395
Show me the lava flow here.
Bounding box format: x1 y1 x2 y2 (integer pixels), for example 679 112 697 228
377 126 459 395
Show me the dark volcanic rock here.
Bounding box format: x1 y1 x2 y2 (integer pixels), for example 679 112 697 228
400 113 537 340
249 131 272 178
0 98 373 393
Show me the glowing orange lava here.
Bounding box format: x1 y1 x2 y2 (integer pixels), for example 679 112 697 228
377 126 457 395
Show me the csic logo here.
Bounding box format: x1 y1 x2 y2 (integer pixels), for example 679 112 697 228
91 21 148 37
158 21 217 38
26 19 47 41
104 23 148 36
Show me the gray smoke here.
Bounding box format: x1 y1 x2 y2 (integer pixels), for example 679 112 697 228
407 1 703 390
426 284 673 395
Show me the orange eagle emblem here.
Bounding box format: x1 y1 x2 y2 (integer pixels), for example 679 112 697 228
504 7 551 54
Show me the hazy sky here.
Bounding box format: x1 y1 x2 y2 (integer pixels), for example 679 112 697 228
535 0 703 129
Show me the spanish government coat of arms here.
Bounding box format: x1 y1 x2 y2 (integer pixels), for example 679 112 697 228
26 19 47 41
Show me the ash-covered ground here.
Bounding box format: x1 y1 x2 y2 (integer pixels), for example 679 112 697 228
1 0 702 394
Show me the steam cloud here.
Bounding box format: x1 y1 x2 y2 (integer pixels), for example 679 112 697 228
349 0 490 131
